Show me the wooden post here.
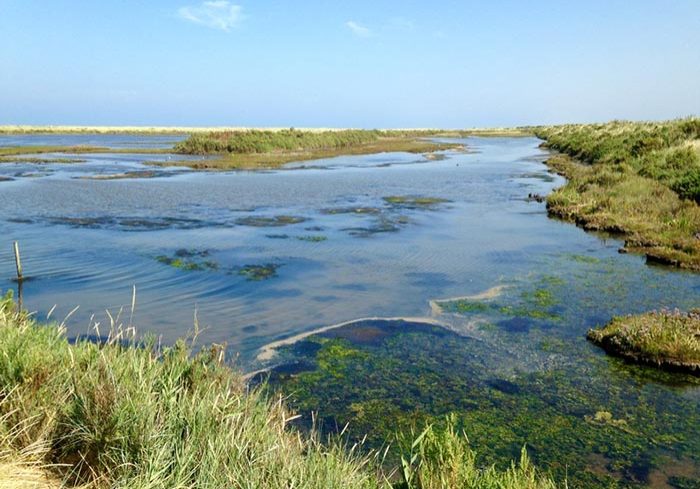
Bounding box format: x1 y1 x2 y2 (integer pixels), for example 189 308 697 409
13 241 23 282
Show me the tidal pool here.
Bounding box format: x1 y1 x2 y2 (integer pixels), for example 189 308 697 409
0 134 698 487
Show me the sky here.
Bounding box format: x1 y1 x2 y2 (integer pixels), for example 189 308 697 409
1 0 699 128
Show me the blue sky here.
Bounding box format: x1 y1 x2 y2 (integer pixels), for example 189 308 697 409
1 0 699 127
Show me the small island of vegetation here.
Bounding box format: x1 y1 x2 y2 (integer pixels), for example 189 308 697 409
587 309 700 374
172 128 466 169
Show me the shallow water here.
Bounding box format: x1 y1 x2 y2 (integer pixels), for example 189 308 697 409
0 134 698 487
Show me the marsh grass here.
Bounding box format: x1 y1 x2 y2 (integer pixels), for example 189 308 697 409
0 291 379 488
536 118 700 269
175 129 383 154
171 129 464 169
587 309 700 374
395 416 558 489
0 292 559 488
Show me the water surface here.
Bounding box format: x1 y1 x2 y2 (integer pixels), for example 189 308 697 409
0 134 698 487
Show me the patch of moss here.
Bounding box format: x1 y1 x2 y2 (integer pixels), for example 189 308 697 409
155 249 218 271
443 300 492 314
235 215 307 227
321 207 382 215
382 195 451 208
238 264 280 281
296 235 327 242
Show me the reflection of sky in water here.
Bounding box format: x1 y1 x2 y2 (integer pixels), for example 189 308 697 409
0 135 698 369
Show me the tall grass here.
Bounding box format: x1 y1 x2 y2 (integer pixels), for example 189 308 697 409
0 291 378 488
175 129 383 154
395 416 558 489
0 292 559 488
535 118 700 269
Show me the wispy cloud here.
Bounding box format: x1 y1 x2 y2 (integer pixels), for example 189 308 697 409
178 1 243 31
345 20 372 38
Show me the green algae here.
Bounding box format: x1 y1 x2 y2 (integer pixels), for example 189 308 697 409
442 300 491 314
235 215 308 227
155 249 218 271
321 207 382 215
267 324 700 488
440 277 563 325
264 254 700 488
382 195 451 208
564 254 603 264
238 263 280 281
296 235 328 242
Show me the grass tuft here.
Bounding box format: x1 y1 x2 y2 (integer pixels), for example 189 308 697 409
587 309 700 374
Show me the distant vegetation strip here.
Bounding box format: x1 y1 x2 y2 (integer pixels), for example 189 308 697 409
167 129 471 169
0 146 172 161
173 128 484 155
588 309 700 374
0 125 533 136
535 118 700 270
175 129 383 154
0 292 558 488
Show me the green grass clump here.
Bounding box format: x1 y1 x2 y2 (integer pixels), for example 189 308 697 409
587 309 700 374
396 416 557 489
0 292 377 488
535 118 700 270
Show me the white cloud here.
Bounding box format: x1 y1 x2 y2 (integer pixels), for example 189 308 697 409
345 21 372 38
178 1 243 31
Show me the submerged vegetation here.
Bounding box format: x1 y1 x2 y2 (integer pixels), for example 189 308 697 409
588 310 700 374
235 215 308 227
535 118 700 269
172 129 464 169
0 293 559 488
267 259 700 488
155 249 219 271
238 263 280 281
383 196 451 209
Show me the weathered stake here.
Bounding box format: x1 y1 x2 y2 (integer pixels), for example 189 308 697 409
13 241 23 282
